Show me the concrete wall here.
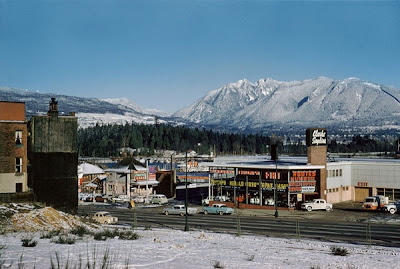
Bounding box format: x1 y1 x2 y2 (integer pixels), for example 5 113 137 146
0 173 27 193
351 161 400 189
29 152 78 209
29 115 77 153
29 113 78 211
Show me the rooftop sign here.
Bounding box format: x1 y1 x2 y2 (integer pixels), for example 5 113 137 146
306 128 327 146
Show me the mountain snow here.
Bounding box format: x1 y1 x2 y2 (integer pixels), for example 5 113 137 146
173 77 400 133
2 76 400 134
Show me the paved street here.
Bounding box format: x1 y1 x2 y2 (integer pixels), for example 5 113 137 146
79 201 400 248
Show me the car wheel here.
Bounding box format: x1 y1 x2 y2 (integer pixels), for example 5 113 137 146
326 206 332 212
219 211 223 215
180 213 185 216
104 221 108 224
390 208 396 214
164 211 169 215
204 210 208 215
307 206 312 212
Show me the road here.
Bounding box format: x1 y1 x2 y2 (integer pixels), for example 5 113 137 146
78 203 400 248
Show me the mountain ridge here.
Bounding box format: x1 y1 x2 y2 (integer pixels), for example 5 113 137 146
2 76 400 135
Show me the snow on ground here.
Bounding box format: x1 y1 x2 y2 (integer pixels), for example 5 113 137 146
1 228 400 269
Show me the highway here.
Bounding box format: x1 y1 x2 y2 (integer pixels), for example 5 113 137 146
78 204 400 248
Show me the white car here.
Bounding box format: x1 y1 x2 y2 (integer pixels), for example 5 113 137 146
301 199 333 212
383 200 400 214
93 211 118 224
133 196 145 203
112 195 131 203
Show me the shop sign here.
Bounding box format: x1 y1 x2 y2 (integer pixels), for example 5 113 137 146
265 171 281 179
306 128 327 146
357 182 368 187
239 170 260 176
215 179 288 191
210 169 235 174
301 186 316 193
289 170 317 193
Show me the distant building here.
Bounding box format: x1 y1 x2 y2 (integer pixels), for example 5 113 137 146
28 98 78 211
0 101 28 193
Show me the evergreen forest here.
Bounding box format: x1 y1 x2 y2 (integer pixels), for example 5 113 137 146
77 123 398 158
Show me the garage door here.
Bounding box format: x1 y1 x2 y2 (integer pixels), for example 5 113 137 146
355 187 370 202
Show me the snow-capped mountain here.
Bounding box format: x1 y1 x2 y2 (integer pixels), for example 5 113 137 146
0 87 175 128
2 76 400 134
173 77 400 134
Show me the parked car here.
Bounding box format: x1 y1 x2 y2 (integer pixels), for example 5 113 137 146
93 211 118 224
383 200 400 214
202 196 230 205
150 194 168 205
84 195 94 202
94 195 108 203
301 199 333 211
163 205 198 216
112 195 131 203
133 196 145 203
203 203 234 215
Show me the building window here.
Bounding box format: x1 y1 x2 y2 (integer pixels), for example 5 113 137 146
339 169 342 177
15 158 22 173
15 131 22 145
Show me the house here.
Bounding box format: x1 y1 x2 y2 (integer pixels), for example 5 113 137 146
78 162 106 193
0 101 28 193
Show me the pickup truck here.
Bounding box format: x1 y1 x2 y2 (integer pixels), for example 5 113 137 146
383 200 400 214
301 199 333 212
203 203 234 215
163 205 198 216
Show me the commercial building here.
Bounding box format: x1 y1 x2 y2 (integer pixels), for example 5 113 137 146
208 128 400 208
0 101 28 193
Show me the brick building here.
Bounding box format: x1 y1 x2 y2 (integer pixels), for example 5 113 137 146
0 101 28 193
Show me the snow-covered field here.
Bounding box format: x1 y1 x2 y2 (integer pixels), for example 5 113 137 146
1 228 400 269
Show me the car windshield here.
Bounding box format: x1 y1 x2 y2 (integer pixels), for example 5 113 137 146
103 213 111 216
365 198 374 202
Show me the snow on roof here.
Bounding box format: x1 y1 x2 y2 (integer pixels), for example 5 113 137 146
78 162 104 175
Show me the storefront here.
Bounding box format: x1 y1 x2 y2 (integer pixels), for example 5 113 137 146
209 164 325 209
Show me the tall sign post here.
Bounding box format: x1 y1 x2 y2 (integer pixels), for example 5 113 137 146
306 128 328 200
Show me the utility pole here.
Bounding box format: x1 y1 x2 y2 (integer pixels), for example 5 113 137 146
185 151 189 231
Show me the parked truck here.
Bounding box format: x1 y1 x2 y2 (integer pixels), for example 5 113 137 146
362 195 388 211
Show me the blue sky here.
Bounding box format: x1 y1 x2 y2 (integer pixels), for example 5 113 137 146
1 1 399 114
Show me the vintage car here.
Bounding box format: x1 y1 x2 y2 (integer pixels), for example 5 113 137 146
383 200 400 214
163 205 198 216
150 194 168 205
133 196 145 203
301 199 333 212
203 203 234 215
112 195 131 203
93 211 118 224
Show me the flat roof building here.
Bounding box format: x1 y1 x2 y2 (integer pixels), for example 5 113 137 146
0 101 28 193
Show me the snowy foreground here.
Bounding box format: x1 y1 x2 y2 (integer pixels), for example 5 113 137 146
1 228 399 269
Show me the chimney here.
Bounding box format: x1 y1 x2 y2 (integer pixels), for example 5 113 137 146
48 98 59 116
